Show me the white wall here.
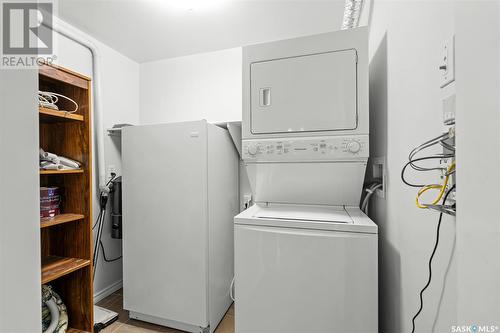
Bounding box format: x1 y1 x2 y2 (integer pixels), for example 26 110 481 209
140 48 242 124
138 16 350 210
455 1 500 325
138 4 353 125
52 19 140 299
0 70 41 333
368 1 457 332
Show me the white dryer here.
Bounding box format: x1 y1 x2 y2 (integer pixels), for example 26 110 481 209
235 27 378 332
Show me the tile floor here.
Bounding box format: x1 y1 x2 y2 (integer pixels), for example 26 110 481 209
96 289 234 333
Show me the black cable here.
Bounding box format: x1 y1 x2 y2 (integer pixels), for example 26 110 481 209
93 207 106 276
92 207 106 278
92 210 103 230
408 133 449 164
106 173 117 187
411 184 456 333
99 240 122 262
409 146 449 172
401 155 452 188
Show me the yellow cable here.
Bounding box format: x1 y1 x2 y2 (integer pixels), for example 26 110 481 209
416 162 455 209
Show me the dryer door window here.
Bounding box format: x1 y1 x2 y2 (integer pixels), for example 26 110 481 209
250 49 357 134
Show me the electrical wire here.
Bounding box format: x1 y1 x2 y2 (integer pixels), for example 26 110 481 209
409 132 449 159
229 277 235 301
92 175 116 230
411 184 456 333
403 131 457 331
408 133 450 172
92 210 103 230
93 174 121 277
439 140 455 152
93 207 122 274
93 206 106 278
401 155 453 188
99 240 122 262
415 162 455 208
426 204 456 216
416 162 455 209
38 91 79 114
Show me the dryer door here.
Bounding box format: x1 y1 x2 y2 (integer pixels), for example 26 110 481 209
250 49 358 134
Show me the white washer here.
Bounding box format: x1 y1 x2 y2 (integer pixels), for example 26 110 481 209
234 204 377 333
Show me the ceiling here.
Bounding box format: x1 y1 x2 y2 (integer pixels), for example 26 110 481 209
57 0 346 63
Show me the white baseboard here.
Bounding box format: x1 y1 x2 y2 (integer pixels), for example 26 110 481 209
93 279 123 304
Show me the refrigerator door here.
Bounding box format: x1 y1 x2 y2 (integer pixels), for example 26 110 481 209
123 121 209 327
234 223 378 333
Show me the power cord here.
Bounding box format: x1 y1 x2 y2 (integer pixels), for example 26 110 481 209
411 184 456 333
38 91 79 114
229 277 235 301
416 162 455 209
99 240 122 262
93 174 121 278
402 131 456 332
92 210 103 230
408 132 450 172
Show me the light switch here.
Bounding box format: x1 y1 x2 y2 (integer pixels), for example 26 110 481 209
440 35 455 88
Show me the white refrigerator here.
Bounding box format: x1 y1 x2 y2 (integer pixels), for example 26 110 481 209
122 120 239 333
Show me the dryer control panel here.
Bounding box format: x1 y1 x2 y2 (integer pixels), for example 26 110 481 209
242 135 368 162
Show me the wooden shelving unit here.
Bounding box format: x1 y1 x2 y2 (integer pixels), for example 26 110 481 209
39 63 93 332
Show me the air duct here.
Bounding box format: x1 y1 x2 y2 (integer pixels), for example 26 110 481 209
41 18 108 192
341 0 364 30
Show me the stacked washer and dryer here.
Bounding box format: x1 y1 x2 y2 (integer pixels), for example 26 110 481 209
234 27 378 332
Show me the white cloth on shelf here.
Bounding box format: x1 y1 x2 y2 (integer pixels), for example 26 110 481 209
40 161 64 170
39 148 81 170
58 156 80 169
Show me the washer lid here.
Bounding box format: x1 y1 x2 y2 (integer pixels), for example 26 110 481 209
235 204 378 234
253 204 352 223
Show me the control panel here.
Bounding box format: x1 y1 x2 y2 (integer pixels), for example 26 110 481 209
242 135 369 162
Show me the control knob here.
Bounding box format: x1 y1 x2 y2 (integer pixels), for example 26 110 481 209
347 140 361 154
247 144 259 156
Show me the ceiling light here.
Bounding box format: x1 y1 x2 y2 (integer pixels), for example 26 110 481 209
164 0 228 12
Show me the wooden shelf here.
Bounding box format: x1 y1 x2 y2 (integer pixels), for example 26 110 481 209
41 213 85 229
39 107 84 123
40 169 84 175
41 256 90 284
